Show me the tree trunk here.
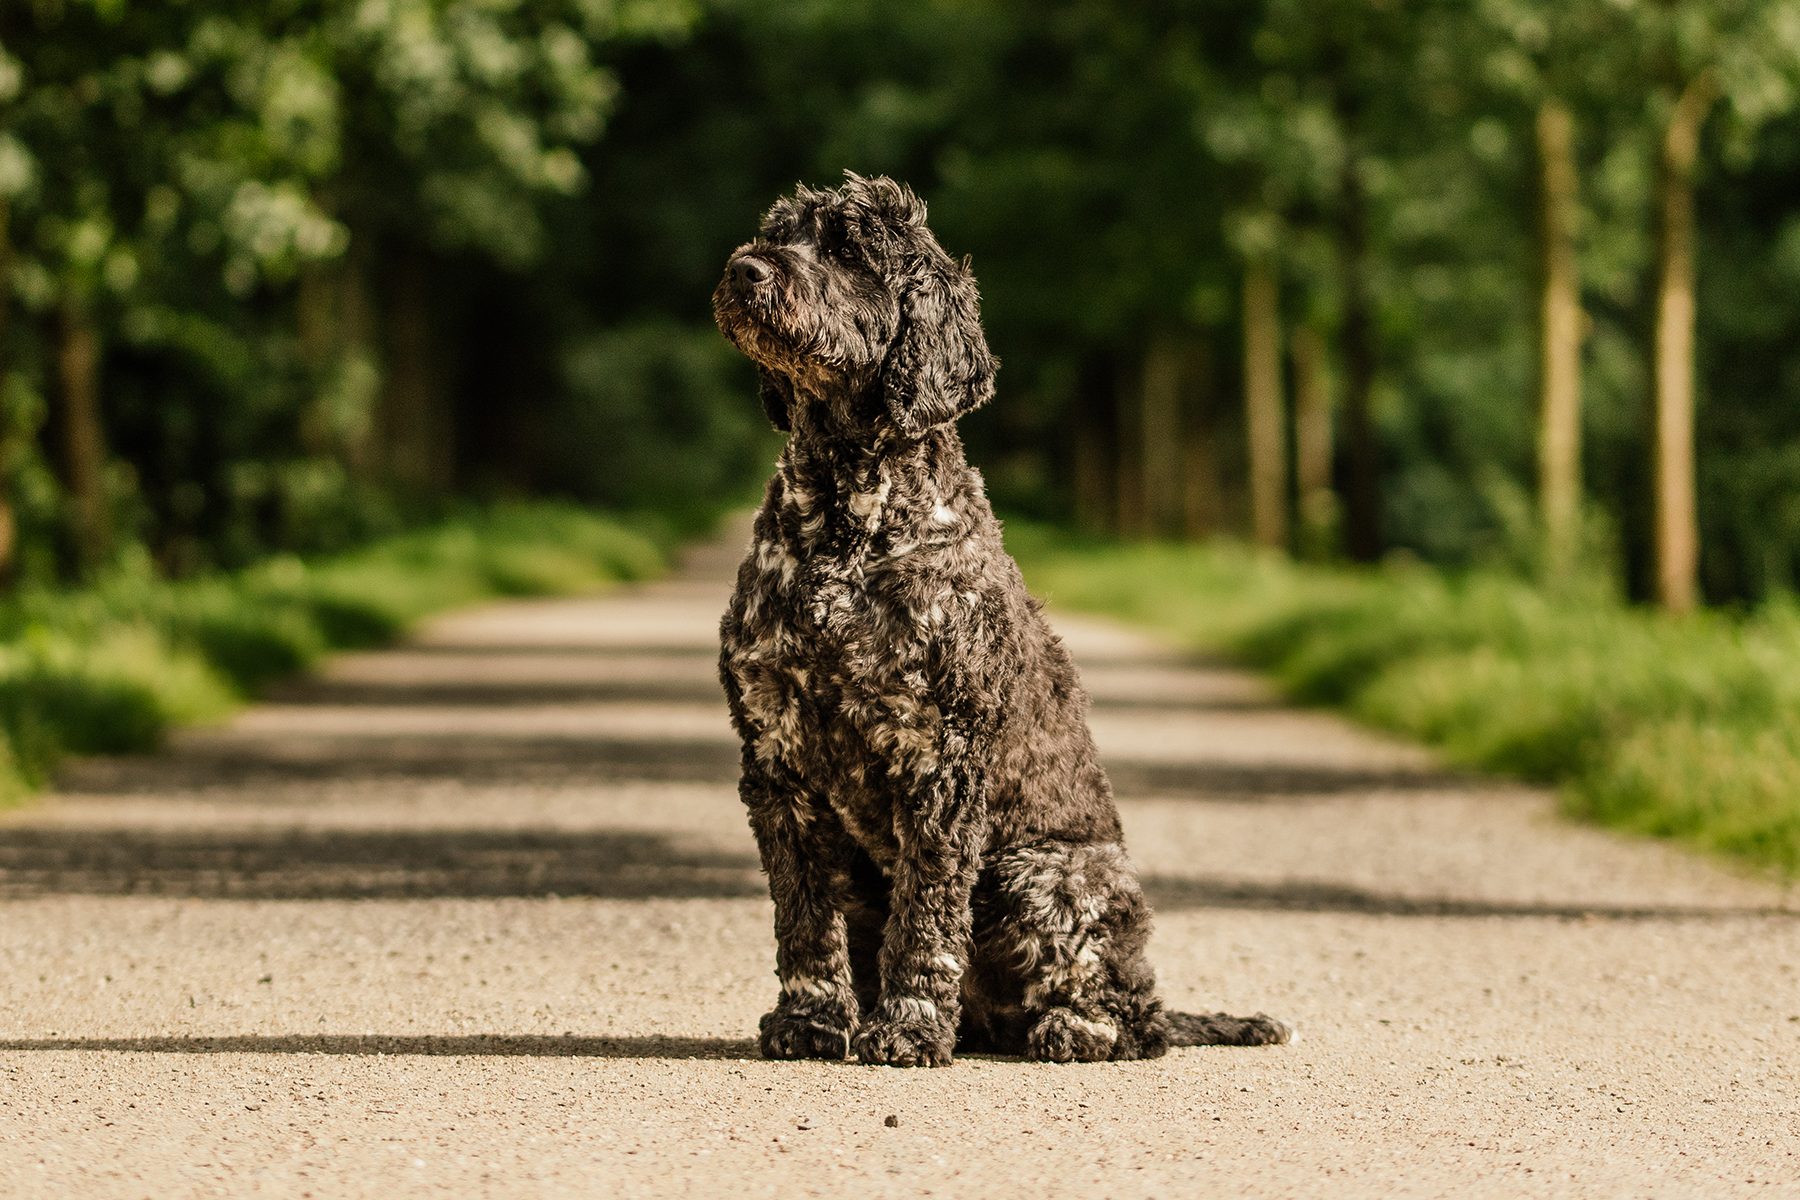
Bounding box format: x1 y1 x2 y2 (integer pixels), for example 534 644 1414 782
1242 257 1288 551
296 261 341 458
53 297 111 572
0 200 15 585
1652 72 1717 614
325 231 380 477
1180 340 1222 539
1072 355 1116 533
297 261 336 371
1291 321 1335 558
377 245 453 493
0 201 8 343
1140 334 1184 536
1114 353 1146 537
1537 98 1584 585
1336 146 1381 561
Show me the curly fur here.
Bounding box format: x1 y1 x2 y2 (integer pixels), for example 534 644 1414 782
713 172 1290 1066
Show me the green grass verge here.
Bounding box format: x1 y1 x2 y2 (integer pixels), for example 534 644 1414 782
0 503 674 805
1005 522 1800 879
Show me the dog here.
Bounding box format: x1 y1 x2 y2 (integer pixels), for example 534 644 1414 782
713 172 1291 1066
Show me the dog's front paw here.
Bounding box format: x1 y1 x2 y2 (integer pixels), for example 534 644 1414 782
759 1005 853 1061
853 1010 955 1068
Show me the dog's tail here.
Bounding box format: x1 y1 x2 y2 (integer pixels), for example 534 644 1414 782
1167 1010 1294 1047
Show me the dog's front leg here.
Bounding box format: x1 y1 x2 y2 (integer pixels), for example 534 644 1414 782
853 760 985 1068
743 763 860 1060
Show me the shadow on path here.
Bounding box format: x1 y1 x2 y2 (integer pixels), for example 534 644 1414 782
55 736 1462 801
3 822 1787 920
0 827 765 901
267 677 1289 717
0 1034 759 1059
56 735 746 794
1143 875 1798 922
270 679 729 708
1108 760 1468 798
393 643 720 660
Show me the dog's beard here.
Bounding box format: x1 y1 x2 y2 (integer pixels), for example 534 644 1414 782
710 282 758 355
714 286 840 396
714 279 801 366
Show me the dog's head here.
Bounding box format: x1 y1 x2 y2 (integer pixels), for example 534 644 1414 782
713 172 996 440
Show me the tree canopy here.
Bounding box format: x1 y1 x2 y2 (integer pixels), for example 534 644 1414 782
3 0 1799 604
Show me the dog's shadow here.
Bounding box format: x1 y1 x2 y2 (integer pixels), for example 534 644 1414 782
0 1033 1082 1065
0 1033 760 1060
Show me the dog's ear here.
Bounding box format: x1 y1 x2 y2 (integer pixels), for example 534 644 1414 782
758 369 794 432
877 253 997 436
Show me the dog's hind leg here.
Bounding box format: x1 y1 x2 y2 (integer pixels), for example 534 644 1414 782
974 840 1173 1063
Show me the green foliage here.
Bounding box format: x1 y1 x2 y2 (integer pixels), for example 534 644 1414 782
1008 523 1800 877
3 0 1800 603
0 0 714 583
0 503 668 804
571 0 1800 598
545 321 775 512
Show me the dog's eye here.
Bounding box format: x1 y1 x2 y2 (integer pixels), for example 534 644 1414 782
823 235 862 266
813 219 860 266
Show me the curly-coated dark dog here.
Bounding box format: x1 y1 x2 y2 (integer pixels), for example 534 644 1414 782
713 172 1291 1067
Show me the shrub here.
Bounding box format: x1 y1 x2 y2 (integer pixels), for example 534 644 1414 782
0 503 670 806
1007 522 1800 878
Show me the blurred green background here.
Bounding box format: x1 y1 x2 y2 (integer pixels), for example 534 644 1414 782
4 0 1800 601
4 0 1800 862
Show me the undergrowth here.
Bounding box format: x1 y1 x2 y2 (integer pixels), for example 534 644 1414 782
1006 523 1800 879
0 504 672 804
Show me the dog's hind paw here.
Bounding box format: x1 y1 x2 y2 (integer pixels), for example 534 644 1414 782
853 1013 955 1068
759 1008 852 1060
1024 1008 1119 1063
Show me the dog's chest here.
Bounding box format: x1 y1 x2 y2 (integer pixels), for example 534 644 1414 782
723 536 948 857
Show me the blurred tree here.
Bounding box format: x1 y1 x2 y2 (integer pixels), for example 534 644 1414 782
1290 320 1333 556
1249 0 1435 562
1471 0 1639 585
2 0 1799 611
1632 0 1800 610
311 0 638 492
1240 253 1286 550
1535 97 1582 584
0 0 694 581
1651 67 1716 615
2 1 351 574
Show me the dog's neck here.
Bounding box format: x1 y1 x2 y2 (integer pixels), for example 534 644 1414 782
774 423 971 553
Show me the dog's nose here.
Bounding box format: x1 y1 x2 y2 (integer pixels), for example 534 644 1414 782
733 256 772 287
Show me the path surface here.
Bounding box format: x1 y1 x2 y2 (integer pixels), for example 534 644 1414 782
2 527 1797 1198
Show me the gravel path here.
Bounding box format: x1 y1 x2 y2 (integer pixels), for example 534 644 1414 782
2 529 1797 1198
